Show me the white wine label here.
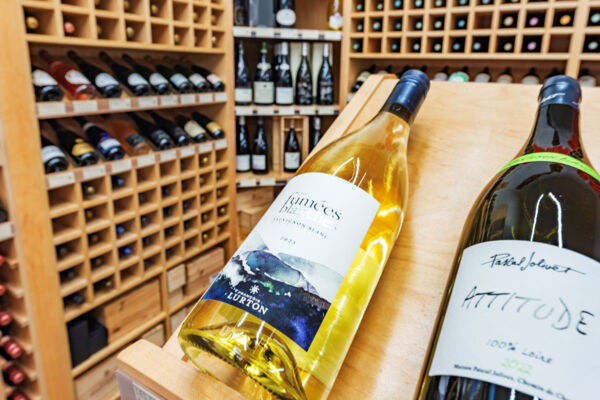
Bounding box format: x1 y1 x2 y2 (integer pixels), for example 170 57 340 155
236 154 250 171
170 73 188 87
276 9 296 27
188 73 207 87
474 73 491 83
235 88 252 103
65 70 91 85
579 76 597 87
206 74 221 86
433 72 448 81
284 152 300 169
521 75 541 85
95 72 119 88
203 172 380 350
254 81 274 104
497 74 514 84
279 64 291 71
252 154 266 170
98 138 121 152
180 94 196 104
41 145 65 163
329 12 343 29
127 73 148 86
430 240 600 400
257 62 271 71
184 120 207 138
275 87 293 104
356 71 370 84
32 69 58 86
149 72 169 86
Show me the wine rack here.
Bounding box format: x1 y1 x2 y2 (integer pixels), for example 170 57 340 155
23 0 226 53
0 0 237 397
340 0 600 102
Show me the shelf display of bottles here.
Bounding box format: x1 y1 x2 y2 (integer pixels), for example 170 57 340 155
235 40 336 107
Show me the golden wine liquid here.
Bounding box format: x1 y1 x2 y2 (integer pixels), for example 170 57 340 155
179 111 410 400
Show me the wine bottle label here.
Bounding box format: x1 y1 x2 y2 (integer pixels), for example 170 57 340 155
473 73 490 83
98 137 121 153
170 73 188 87
429 240 600 400
95 72 119 88
433 72 448 81
498 152 600 182
319 84 334 101
236 154 250 171
65 70 91 85
329 12 343 29
284 152 300 169
252 154 266 170
32 69 58 86
356 71 370 84
184 120 207 138
496 74 514 84
149 72 169 86
448 72 469 82
579 75 597 87
203 172 380 350
41 145 65 163
254 81 274 104
188 73 207 87
151 129 171 143
206 122 221 134
71 139 95 156
206 74 221 86
276 9 296 27
127 73 148 86
125 133 146 148
275 87 294 104
257 62 271 71
235 88 252 103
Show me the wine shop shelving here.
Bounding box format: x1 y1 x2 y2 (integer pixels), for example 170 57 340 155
339 0 600 102
233 26 342 41
235 104 339 117
0 0 238 398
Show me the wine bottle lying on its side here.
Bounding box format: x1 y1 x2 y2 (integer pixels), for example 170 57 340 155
179 70 430 400
419 76 600 400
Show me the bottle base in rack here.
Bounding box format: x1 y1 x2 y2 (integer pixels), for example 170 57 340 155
251 170 269 175
179 301 328 400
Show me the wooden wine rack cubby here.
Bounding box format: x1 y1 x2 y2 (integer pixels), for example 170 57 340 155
0 0 237 398
340 0 600 102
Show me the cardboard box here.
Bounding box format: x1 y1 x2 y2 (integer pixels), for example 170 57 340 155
97 280 161 343
75 353 118 400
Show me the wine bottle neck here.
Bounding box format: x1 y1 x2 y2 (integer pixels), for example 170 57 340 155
526 103 582 157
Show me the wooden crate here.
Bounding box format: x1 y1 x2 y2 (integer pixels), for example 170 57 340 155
118 77 600 399
74 353 118 400
98 280 161 343
141 325 165 348
167 264 186 293
185 247 224 283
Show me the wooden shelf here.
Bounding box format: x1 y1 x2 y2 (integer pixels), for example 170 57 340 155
36 93 228 119
236 172 293 187
233 26 342 41
235 104 339 116
72 312 167 378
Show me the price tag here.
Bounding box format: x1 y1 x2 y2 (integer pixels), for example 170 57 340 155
37 102 66 117
137 154 156 168
257 105 274 115
198 142 212 154
47 171 75 189
214 139 227 150
301 29 319 40
108 98 132 110
278 106 294 115
133 383 161 400
214 92 227 102
0 223 13 242
238 178 257 187
323 30 342 41
233 26 252 37
72 100 98 113
180 146 196 157
259 177 276 186
198 93 213 103
255 27 274 38
159 149 177 162
280 28 300 39
299 105 317 115
160 96 179 106
138 96 159 108
317 106 335 115
235 106 253 116
180 94 196 105
82 165 107 181
110 159 132 174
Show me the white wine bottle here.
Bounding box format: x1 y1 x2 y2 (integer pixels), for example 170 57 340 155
179 70 430 400
419 76 600 400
